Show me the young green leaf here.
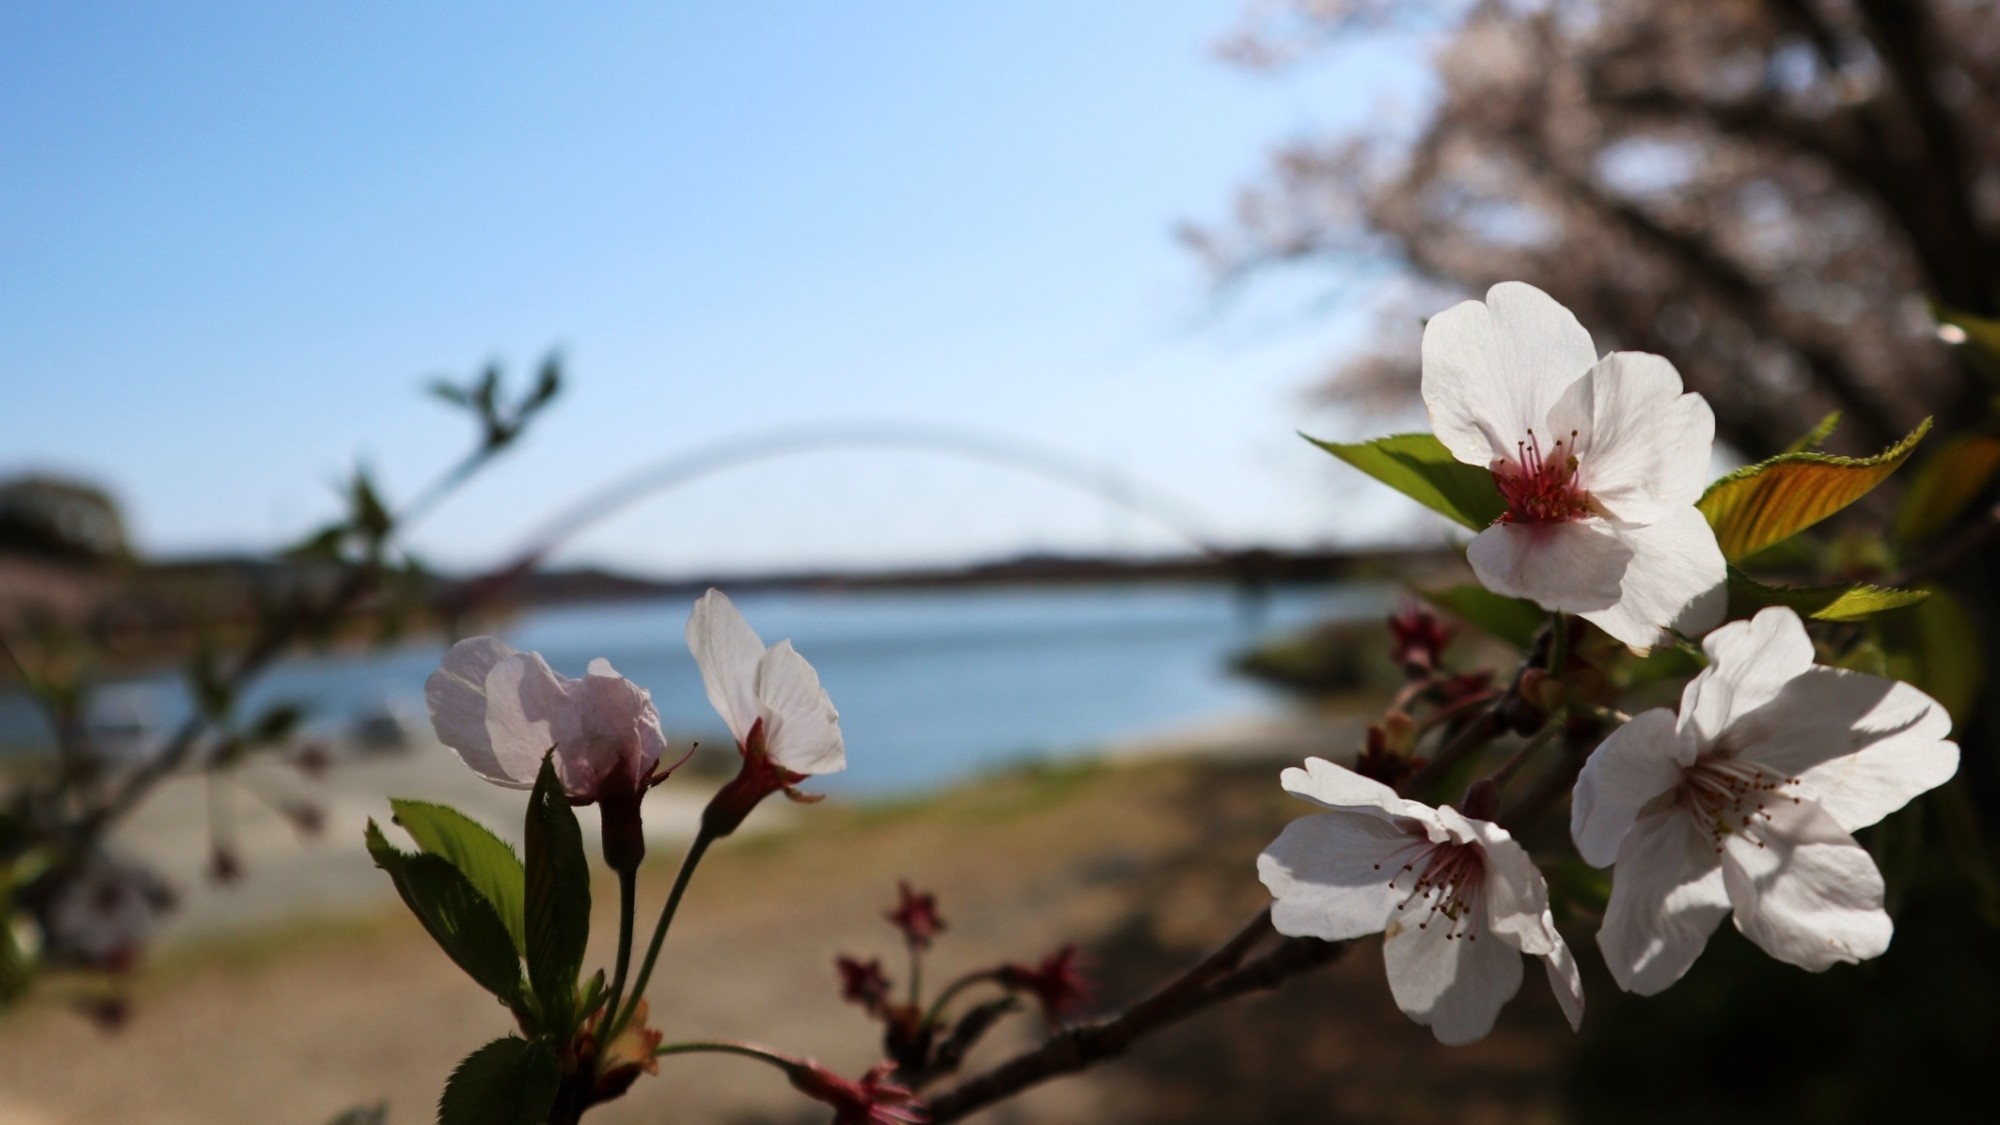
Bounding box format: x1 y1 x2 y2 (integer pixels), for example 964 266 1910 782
365 821 524 1005
1697 418 1931 561
1724 571 1930 623
524 756 591 1037
1783 411 1842 455
437 1036 559 1125
1878 586 1983 725
1417 584 1544 649
1933 302 2000 384
1894 433 2000 547
390 800 528 956
1307 432 1505 532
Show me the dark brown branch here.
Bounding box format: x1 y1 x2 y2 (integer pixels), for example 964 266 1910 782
923 920 1347 1123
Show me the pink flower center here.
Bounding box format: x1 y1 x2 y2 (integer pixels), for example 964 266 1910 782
1678 753 1803 853
1495 429 1591 525
1378 836 1487 941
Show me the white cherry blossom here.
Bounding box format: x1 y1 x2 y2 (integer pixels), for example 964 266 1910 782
1572 606 1958 993
686 588 845 778
1422 281 1726 651
426 637 670 802
1259 758 1584 1045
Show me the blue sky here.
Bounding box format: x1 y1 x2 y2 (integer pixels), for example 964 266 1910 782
2 2 1435 576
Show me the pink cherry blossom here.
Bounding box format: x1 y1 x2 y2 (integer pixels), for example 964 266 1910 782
425 637 670 804
1572 606 1958 993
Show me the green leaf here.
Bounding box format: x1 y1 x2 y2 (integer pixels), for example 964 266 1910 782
366 821 524 1004
1783 411 1842 455
391 800 527 956
1934 302 2000 385
1894 433 2000 547
1725 570 1930 623
1307 432 1505 531
1417 584 1544 649
1697 418 1931 561
324 1104 388 1125
0 913 33 1005
438 1036 559 1125
524 756 590 1037
1878 586 1983 725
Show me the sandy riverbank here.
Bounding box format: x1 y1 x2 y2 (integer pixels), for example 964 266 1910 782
0 717 1570 1125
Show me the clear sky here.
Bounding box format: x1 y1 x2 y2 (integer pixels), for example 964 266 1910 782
2 2 1435 576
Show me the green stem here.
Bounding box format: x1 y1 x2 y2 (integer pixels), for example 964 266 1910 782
907 943 925 1011
653 1039 798 1072
610 829 714 1040
602 866 638 1030
1547 610 1568 674
1486 723 1561 790
923 969 1001 1029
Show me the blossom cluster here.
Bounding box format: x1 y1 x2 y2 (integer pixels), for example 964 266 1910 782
1262 284 1960 1043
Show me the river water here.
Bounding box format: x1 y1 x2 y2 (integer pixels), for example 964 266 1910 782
3 583 1389 795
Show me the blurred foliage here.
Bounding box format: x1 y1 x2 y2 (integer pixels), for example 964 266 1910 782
0 475 131 564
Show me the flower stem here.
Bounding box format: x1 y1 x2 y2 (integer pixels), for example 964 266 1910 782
653 1039 799 1071
907 943 925 1011
1486 723 1561 789
610 828 715 1041
602 866 638 1030
1547 610 1568 673
923 969 1000 1029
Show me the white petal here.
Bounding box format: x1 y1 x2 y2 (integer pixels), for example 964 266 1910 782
1279 757 1427 822
1580 507 1726 651
424 636 527 786
686 588 764 748
575 666 669 787
1382 903 1524 1045
1259 812 1422 941
756 640 845 775
1464 820 1558 955
1721 797 1892 971
1720 666 1958 832
1466 518 1628 613
1679 606 1818 744
482 651 577 785
1550 352 1715 520
1596 811 1731 995
1571 708 1691 867
1421 281 1600 468
1538 937 1585 1032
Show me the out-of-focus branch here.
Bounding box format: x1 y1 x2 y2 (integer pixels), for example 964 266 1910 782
923 912 1349 1123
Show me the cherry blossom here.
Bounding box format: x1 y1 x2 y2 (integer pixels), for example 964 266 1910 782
1259 758 1584 1045
689 588 845 835
425 637 671 804
1423 281 1726 650
1572 606 1959 993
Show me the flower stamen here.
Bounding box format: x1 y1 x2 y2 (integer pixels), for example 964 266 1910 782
1495 428 1591 525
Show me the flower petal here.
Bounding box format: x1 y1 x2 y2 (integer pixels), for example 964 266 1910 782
686 588 764 748
482 651 578 785
1597 811 1731 995
1678 606 1818 744
1721 797 1892 971
1722 666 1958 832
1466 518 1629 613
424 636 530 785
1382 902 1525 1045
1259 811 1422 941
1580 506 1726 651
1279 757 1427 822
1421 281 1600 468
756 640 845 775
575 659 670 788
1571 708 1691 867
1464 819 1557 955
1549 351 1715 519
1539 938 1585 1032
